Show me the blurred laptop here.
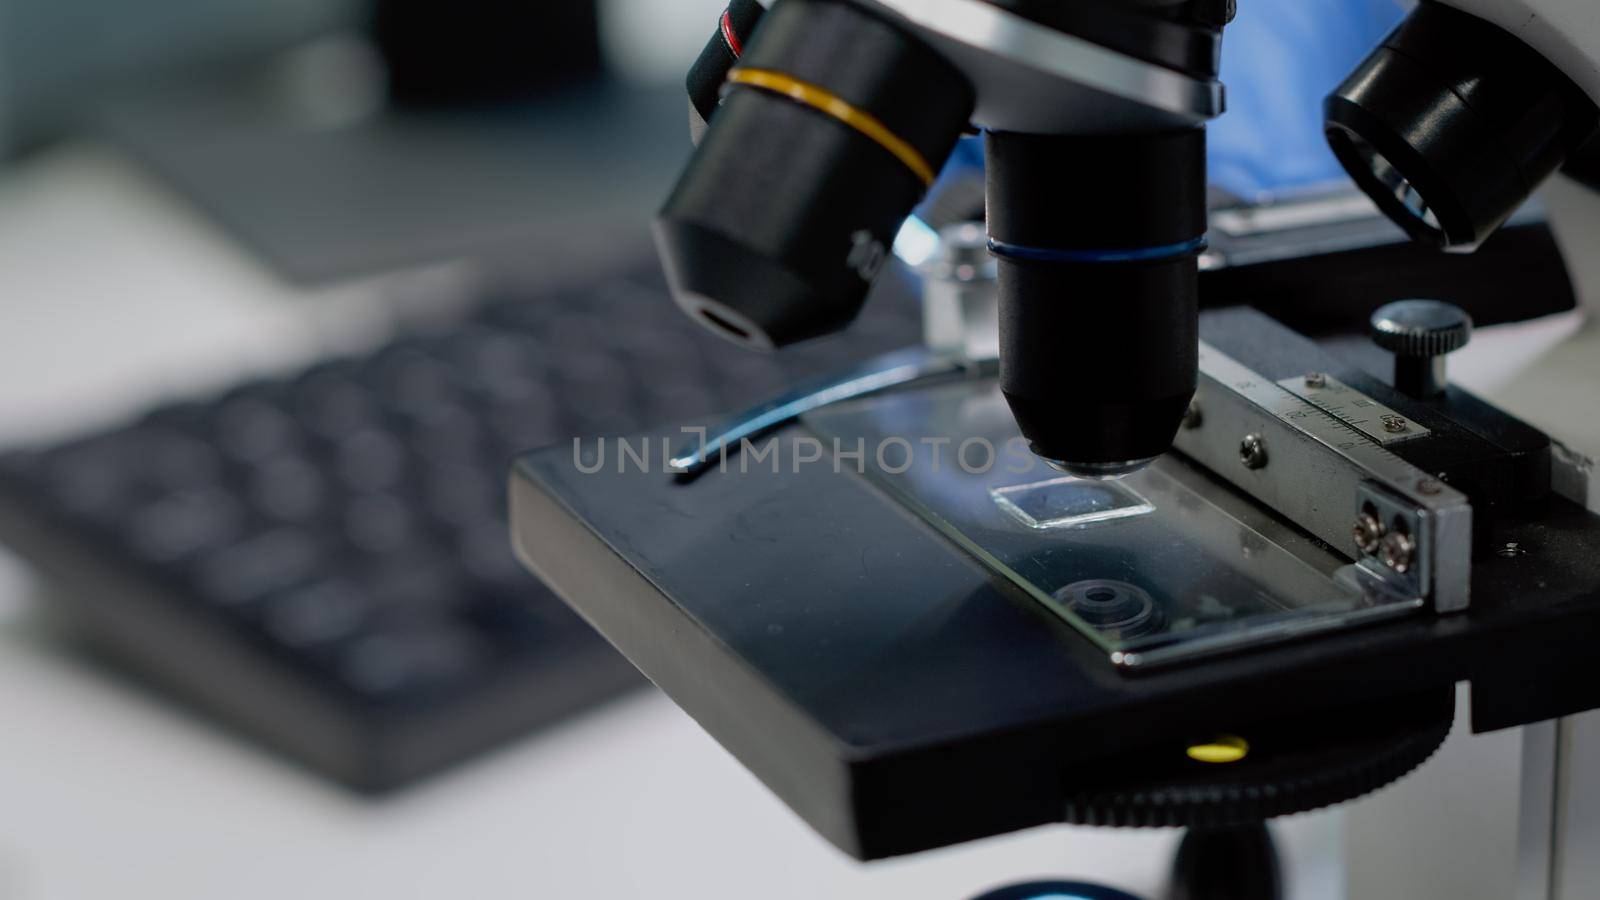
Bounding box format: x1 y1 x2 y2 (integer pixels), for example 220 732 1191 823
2 0 715 284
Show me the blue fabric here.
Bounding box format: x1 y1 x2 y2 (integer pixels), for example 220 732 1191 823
1209 0 1409 199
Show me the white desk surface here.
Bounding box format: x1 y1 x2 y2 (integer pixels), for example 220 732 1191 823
0 144 1593 900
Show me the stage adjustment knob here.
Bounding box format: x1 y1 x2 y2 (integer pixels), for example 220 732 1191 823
1369 299 1472 397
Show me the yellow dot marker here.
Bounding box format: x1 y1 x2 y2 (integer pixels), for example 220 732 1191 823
1187 735 1250 764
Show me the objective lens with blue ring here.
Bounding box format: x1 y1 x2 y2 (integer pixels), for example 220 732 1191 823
987 236 1208 265
985 127 1208 477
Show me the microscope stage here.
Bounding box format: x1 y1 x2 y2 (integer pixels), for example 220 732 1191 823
510 315 1600 859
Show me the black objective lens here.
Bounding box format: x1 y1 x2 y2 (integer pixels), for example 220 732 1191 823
655 0 975 349
988 128 1207 477
1325 2 1600 252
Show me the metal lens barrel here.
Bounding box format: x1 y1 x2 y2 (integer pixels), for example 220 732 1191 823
987 127 1207 477
655 0 975 349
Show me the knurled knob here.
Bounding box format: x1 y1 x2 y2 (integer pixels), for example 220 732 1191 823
1369 300 1473 358
1370 300 1472 397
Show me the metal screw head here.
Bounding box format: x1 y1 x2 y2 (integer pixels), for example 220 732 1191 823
1239 434 1268 470
1381 414 1409 434
1353 511 1385 554
1304 372 1327 389
1499 542 1528 559
1417 478 1443 495
1182 400 1203 430
1380 531 1418 574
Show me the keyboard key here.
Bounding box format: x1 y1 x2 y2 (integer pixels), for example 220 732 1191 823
375 347 462 418
336 430 406 492
343 493 415 554
217 402 296 463
124 489 244 563
261 578 373 650
294 369 381 442
358 548 467 614
250 456 326 522
407 404 483 465
338 621 488 700
140 427 227 491
44 436 137 521
457 522 525 588
421 463 498 528
194 528 320 608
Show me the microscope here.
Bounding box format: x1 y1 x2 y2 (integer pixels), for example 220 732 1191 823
513 1 1600 896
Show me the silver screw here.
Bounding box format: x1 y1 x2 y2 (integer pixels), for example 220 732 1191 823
1499 542 1527 559
1352 511 1385 554
1380 531 1418 574
1381 414 1409 434
1182 400 1203 430
1417 478 1443 495
1239 434 1268 470
1304 372 1327 389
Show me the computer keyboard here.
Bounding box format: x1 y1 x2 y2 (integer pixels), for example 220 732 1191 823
0 260 921 790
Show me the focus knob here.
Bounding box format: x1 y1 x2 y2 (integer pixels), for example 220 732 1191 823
1369 299 1472 397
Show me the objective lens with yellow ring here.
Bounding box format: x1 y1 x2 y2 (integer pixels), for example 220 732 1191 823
657 0 974 349
724 68 938 188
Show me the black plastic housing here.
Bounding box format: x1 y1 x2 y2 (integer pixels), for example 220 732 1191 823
1325 1 1600 250
987 127 1207 472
